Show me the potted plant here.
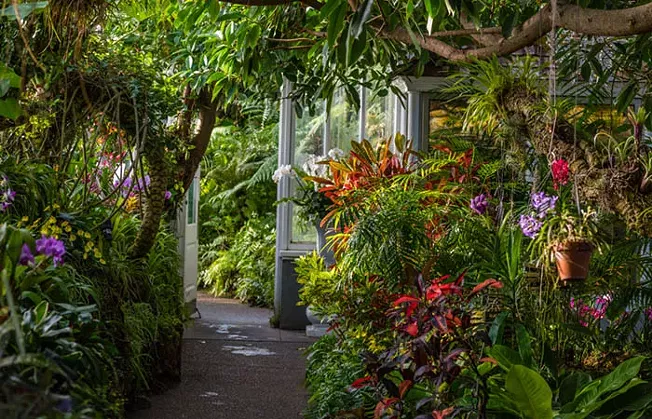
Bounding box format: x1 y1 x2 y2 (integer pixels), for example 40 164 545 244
520 184 600 284
543 208 598 283
273 150 344 265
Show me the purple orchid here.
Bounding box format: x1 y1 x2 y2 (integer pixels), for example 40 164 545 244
19 244 35 266
519 214 543 238
470 194 488 215
35 235 66 266
531 192 558 218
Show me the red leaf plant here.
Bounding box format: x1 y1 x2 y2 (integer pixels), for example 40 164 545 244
357 271 502 418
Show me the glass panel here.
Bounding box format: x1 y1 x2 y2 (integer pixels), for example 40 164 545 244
427 98 463 149
366 91 395 143
291 103 325 244
187 178 196 225
329 88 359 152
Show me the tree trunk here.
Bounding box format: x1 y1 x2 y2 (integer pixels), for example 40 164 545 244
130 145 169 259
498 85 652 236
179 89 218 192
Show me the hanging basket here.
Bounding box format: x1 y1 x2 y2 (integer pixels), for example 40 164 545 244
553 241 594 283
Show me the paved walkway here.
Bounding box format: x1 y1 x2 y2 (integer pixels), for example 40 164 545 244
130 293 313 419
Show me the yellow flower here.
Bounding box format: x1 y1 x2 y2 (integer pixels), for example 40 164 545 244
48 217 56 224
84 232 91 239
99 258 106 265
64 225 72 232
21 216 28 222
83 253 88 260
70 234 77 241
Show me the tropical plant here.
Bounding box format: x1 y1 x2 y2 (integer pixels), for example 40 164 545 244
304 334 374 419
487 354 652 418
352 271 503 418
296 251 338 316
200 215 276 307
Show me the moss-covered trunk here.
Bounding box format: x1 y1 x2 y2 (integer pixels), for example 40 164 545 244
130 146 168 259
498 86 652 236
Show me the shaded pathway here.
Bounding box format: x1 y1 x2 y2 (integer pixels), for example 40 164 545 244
130 293 313 419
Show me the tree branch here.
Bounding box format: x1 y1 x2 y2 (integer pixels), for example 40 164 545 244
180 89 218 192
459 13 504 47
429 27 502 38
382 2 652 62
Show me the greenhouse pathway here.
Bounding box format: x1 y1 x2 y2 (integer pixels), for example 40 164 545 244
129 292 314 419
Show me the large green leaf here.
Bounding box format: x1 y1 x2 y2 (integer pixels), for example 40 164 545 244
597 356 645 395
0 63 21 90
489 344 523 372
0 1 48 19
558 372 592 406
488 312 508 344
326 1 347 47
347 26 367 66
0 98 21 120
593 382 652 417
515 324 534 368
350 0 373 39
560 357 645 416
560 379 646 419
505 365 553 419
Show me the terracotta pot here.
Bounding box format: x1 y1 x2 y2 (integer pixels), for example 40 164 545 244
554 241 594 282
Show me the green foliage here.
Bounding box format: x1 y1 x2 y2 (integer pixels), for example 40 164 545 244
488 355 652 418
0 155 185 417
499 365 554 419
296 252 339 316
199 122 277 247
200 215 275 307
198 121 278 307
304 334 372 419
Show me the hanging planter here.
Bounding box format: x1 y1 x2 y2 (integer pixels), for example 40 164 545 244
553 240 594 283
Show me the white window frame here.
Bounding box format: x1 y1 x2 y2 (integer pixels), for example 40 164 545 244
276 77 446 255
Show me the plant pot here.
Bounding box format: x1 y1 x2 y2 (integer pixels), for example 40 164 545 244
305 305 324 325
305 305 330 337
315 222 336 267
554 241 594 283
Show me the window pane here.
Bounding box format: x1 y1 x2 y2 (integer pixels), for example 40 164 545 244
428 99 463 149
187 179 196 225
329 88 359 152
366 91 395 143
291 103 324 244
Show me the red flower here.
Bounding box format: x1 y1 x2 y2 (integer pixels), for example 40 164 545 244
551 159 570 190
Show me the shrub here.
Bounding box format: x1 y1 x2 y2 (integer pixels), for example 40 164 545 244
304 334 373 419
200 215 276 307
